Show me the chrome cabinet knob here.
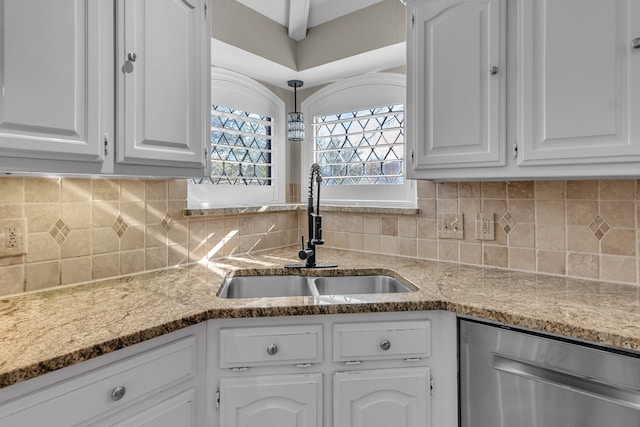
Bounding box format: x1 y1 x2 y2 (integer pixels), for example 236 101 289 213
127 51 138 62
380 339 391 351
110 385 126 401
267 343 278 355
632 38 640 49
490 66 499 75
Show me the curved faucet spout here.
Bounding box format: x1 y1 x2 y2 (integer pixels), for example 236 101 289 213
285 163 337 269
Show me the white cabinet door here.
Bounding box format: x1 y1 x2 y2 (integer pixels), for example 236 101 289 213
333 368 430 427
407 0 505 175
219 374 322 427
517 0 640 166
117 0 208 171
109 389 196 427
0 0 109 165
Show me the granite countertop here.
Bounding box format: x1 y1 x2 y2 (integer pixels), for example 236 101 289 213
0 247 639 388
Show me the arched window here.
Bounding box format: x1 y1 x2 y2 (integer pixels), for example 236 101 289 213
188 68 285 207
301 73 415 207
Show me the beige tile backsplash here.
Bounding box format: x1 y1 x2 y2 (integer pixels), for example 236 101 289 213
2 177 640 296
319 180 640 286
0 178 298 296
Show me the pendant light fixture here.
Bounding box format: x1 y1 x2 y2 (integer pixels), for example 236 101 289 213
287 79 304 142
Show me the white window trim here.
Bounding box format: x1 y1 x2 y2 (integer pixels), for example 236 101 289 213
188 68 286 208
300 73 415 208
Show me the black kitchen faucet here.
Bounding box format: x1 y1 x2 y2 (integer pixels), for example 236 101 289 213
285 163 337 269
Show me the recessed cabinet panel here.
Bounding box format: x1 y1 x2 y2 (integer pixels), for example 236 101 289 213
0 0 105 162
118 0 206 168
219 324 323 368
409 0 505 171
219 374 322 427
109 389 196 427
333 320 430 362
518 0 640 165
333 368 430 427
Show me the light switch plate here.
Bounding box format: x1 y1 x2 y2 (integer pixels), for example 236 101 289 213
438 213 464 239
0 218 27 257
475 212 495 241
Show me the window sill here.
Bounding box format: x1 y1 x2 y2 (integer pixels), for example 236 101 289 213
320 204 419 215
183 204 299 218
183 204 419 218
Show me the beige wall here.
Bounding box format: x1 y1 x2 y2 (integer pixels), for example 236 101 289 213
212 0 405 72
297 0 406 70
212 0 297 70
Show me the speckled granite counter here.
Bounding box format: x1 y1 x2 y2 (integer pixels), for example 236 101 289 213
1 247 639 388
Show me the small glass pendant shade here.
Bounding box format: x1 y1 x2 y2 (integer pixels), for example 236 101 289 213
288 112 304 142
287 79 304 142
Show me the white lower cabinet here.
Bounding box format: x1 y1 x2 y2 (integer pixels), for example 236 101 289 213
0 312 456 427
334 368 430 427
219 374 323 427
109 388 198 427
0 324 206 427
209 311 456 427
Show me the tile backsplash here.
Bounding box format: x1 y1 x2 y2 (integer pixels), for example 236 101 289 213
0 178 297 296
2 177 640 296
319 180 640 285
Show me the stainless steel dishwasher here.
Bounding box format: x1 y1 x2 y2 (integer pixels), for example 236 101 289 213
459 319 640 427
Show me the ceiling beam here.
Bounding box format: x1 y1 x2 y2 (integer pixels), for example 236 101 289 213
288 0 311 41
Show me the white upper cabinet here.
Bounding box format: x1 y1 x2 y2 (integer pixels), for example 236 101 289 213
0 0 210 177
0 0 110 172
407 0 505 175
116 0 208 171
517 0 640 166
407 0 640 179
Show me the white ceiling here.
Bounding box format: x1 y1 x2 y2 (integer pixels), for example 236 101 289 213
236 0 384 37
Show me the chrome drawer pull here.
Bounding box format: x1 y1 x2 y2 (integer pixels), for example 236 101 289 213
231 367 249 372
296 363 312 368
632 38 640 49
266 343 278 355
345 360 362 365
380 339 391 351
110 386 126 402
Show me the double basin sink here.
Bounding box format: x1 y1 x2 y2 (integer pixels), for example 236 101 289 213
217 274 414 299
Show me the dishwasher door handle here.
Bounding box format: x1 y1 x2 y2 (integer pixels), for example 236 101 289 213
493 353 640 411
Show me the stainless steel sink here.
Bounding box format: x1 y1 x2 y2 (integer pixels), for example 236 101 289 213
217 274 414 298
312 275 411 295
217 275 313 298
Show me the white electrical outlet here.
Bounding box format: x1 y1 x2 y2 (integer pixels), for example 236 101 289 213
0 219 27 257
475 212 495 241
437 213 464 239
6 227 18 248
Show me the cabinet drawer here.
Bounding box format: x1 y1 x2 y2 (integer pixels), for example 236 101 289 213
220 324 323 368
333 320 430 362
0 336 196 427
